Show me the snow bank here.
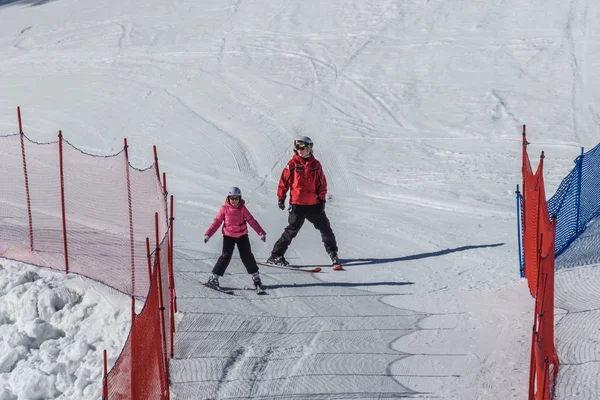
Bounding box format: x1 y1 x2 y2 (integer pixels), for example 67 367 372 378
0 261 130 400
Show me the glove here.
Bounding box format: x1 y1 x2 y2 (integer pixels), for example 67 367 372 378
278 198 285 210
319 199 326 213
260 234 266 242
204 235 209 243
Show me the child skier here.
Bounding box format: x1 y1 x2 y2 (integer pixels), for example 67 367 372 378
267 136 340 268
204 187 266 291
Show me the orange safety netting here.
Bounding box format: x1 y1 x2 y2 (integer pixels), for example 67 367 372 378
521 129 559 400
105 237 171 399
0 108 174 400
0 133 167 297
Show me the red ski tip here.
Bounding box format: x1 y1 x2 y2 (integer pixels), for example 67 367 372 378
313 267 322 272
332 264 343 271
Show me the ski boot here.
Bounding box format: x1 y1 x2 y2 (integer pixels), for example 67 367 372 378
266 255 289 267
206 274 221 289
252 273 266 294
329 251 343 271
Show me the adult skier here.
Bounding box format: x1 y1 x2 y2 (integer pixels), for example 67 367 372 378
266 136 339 268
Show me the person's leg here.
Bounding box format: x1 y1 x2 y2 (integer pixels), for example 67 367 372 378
236 235 263 287
212 236 236 276
237 235 259 275
270 205 309 257
306 206 338 255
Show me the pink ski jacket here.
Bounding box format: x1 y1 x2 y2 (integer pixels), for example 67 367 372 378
205 199 266 239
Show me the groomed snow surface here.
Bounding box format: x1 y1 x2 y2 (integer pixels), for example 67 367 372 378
1 0 600 399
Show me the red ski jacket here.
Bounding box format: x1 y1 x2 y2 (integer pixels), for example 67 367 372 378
277 154 327 205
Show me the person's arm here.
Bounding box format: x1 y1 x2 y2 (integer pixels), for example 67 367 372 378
277 163 293 201
243 206 266 236
316 163 327 202
204 206 225 238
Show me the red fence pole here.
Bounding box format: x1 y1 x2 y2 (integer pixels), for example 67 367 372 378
170 292 175 359
124 139 136 298
153 145 161 186
58 131 70 274
155 212 170 399
18 107 35 251
130 295 136 400
169 194 176 313
17 106 23 133
145 236 154 400
528 320 536 400
146 237 152 278
168 194 176 358
521 125 527 277
541 358 549 399
103 349 108 400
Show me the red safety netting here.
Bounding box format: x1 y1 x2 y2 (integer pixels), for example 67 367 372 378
0 133 167 297
105 236 171 400
522 134 543 297
521 128 560 400
0 108 175 399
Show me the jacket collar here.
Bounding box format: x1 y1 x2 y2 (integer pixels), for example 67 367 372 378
292 153 314 164
225 198 245 209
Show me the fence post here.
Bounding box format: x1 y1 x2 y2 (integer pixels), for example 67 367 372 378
521 125 528 278
169 195 176 357
155 212 170 399
130 294 136 399
58 131 70 274
170 194 176 313
17 106 23 133
162 174 176 316
102 349 108 400
532 152 545 289
574 147 584 233
18 107 35 251
125 141 136 399
146 237 152 277
516 185 524 277
541 357 550 399
528 320 537 400
124 139 136 298
528 229 546 400
153 145 161 186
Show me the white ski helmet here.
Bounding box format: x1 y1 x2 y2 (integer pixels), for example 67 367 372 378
227 186 242 197
294 136 313 156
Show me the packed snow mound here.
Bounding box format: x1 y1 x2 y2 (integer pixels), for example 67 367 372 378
0 261 130 400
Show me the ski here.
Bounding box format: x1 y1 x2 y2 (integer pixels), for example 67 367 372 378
257 262 322 273
202 283 234 295
332 264 344 271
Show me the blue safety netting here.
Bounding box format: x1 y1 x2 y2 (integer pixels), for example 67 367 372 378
547 143 600 263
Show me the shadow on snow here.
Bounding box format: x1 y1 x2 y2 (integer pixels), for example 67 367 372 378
266 281 413 290
341 242 505 267
0 0 56 7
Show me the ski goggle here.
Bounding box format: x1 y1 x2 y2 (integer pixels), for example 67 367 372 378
294 140 311 150
228 196 241 201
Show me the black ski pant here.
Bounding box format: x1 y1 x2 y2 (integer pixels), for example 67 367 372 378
271 204 338 257
212 234 259 276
